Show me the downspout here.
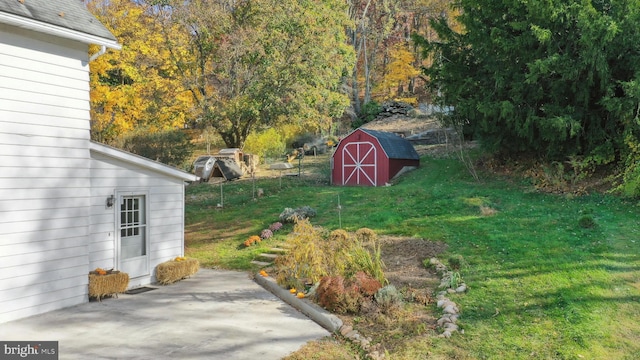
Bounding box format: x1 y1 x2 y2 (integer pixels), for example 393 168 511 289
89 45 107 62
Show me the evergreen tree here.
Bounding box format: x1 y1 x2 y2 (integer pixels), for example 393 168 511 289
418 0 640 166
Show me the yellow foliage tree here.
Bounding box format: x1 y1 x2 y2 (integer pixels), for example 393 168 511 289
87 0 193 143
244 128 287 161
375 42 421 101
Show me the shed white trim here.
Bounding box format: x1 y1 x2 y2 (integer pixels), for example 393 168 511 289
89 142 197 182
342 141 377 186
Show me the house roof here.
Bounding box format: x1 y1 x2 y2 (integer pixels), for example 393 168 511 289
358 128 420 160
90 141 198 182
0 0 120 49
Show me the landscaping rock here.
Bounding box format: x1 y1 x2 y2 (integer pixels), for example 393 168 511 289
443 304 458 314
279 206 316 223
430 257 468 338
338 326 381 359
443 323 459 332
374 101 413 120
437 314 459 326
438 300 456 309
448 314 459 323
340 325 353 337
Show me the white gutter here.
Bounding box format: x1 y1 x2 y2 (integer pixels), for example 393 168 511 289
89 45 107 62
0 12 121 50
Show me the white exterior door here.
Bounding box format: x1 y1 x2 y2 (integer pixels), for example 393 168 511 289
117 193 149 278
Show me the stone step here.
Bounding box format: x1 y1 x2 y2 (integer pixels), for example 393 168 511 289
257 253 279 261
268 247 288 254
250 260 272 267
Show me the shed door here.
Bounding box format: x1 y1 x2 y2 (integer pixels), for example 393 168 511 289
342 141 377 186
118 194 149 278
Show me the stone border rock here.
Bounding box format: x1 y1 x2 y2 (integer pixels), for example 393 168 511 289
428 258 467 338
339 324 384 360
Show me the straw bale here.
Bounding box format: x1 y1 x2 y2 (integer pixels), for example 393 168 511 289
156 258 200 285
88 271 129 300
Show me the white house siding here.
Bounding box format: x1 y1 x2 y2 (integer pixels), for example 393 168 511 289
0 25 92 323
89 151 187 288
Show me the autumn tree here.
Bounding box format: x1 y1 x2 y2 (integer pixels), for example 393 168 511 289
344 0 459 114
87 0 192 143
150 0 354 149
346 0 401 115
419 0 640 175
397 0 459 97
375 42 420 100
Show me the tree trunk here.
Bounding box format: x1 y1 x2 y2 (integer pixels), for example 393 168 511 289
348 27 361 115
363 36 371 105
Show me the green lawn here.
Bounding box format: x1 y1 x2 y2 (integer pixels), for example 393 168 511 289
185 154 640 359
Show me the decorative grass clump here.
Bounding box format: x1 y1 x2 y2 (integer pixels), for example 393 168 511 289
88 270 129 300
275 219 386 291
156 257 200 285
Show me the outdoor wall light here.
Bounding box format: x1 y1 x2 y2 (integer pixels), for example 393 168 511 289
106 195 115 208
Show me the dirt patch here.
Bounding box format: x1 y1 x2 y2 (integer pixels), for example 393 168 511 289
335 236 448 354
379 236 447 290
360 114 441 136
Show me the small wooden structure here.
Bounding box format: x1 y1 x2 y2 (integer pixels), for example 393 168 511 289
212 158 243 180
331 128 420 186
216 148 244 165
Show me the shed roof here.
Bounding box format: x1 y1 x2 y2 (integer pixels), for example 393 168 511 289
0 0 120 49
359 128 420 160
90 141 198 182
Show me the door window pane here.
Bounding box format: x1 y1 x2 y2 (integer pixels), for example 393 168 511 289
119 195 146 259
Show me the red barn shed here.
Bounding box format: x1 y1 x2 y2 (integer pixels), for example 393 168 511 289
332 128 420 186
